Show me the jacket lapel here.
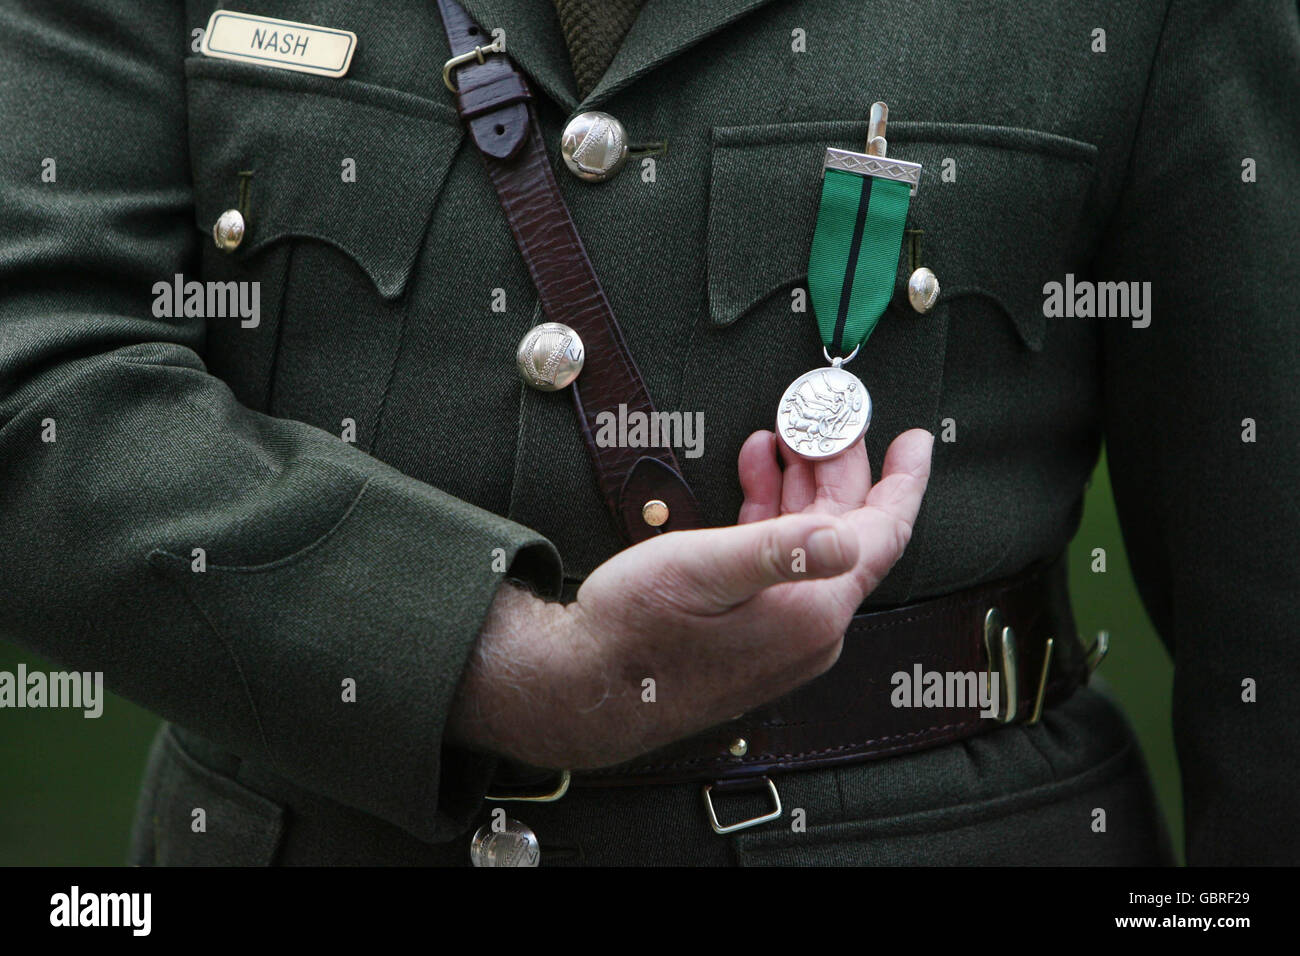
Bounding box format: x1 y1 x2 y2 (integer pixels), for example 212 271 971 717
452 0 785 112
583 0 784 107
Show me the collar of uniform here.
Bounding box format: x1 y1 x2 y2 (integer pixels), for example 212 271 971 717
581 0 784 108
455 0 784 112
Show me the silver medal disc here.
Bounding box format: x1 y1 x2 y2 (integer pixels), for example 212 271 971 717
776 366 872 460
469 818 541 867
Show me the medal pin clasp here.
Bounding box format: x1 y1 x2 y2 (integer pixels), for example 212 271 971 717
866 101 888 157
821 102 920 196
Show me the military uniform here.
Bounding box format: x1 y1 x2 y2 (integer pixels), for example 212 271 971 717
1 0 1296 866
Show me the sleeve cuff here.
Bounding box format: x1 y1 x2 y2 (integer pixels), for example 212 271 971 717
149 462 562 844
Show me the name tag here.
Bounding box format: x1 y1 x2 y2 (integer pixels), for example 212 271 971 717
200 11 357 77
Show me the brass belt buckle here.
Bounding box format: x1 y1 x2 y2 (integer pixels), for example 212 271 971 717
986 614 1106 728
702 777 783 835
1029 636 1055 725
1085 629 1110 672
442 34 505 92
983 607 1020 723
485 769 571 804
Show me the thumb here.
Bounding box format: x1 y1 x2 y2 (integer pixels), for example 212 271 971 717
654 513 859 614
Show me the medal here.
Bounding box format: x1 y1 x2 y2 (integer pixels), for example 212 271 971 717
777 102 920 460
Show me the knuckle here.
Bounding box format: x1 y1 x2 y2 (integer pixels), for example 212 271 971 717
755 528 792 583
644 564 705 616
892 514 915 554
654 547 734 614
785 629 845 689
811 634 845 677
800 609 847 657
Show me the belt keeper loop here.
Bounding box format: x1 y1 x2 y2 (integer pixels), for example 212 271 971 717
702 777 783 835
457 72 532 119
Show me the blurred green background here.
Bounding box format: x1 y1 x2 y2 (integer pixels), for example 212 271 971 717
0 449 1179 865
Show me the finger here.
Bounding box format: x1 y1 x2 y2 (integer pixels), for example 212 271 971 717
840 428 935 593
777 433 816 513
658 513 860 614
866 427 934 520
808 437 870 514
737 430 782 524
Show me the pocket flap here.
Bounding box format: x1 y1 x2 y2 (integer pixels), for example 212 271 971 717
185 58 464 300
708 121 1099 351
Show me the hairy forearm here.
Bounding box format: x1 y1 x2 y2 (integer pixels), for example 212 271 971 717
446 583 581 768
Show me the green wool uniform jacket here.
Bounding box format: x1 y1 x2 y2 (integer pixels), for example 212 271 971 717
1 0 1297 865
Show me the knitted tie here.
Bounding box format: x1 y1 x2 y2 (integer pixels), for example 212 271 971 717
551 0 648 98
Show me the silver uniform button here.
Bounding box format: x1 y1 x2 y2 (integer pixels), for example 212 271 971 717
560 111 629 182
470 818 540 867
212 209 245 252
516 322 585 391
907 267 940 313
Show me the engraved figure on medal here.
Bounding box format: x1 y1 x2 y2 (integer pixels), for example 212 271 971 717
777 365 872 460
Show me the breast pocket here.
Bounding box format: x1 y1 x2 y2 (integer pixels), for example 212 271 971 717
692 120 1098 602
184 57 464 447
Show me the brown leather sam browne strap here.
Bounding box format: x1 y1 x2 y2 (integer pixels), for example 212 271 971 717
437 0 703 544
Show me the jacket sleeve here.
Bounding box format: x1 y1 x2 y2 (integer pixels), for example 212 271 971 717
0 2 560 844
1094 0 1300 864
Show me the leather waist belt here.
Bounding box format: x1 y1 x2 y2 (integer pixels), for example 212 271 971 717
437 0 703 545
571 555 1093 791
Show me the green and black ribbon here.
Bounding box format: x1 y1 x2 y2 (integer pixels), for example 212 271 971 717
807 166 912 356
